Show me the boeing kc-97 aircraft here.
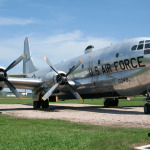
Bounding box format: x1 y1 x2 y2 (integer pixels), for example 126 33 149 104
0 37 150 114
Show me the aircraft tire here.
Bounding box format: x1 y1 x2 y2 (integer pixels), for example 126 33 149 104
144 103 150 114
33 101 41 110
114 98 119 106
42 99 49 108
104 98 119 107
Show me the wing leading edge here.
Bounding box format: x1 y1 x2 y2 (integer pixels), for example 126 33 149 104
6 77 43 90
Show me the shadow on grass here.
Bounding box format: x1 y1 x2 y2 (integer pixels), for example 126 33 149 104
0 103 145 115
47 104 144 115
0 104 32 111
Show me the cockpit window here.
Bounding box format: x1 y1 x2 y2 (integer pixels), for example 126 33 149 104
137 44 144 50
131 45 137 50
145 40 150 43
131 40 150 51
145 43 150 49
139 41 144 44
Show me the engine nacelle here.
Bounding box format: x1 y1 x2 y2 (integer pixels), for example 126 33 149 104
45 71 66 87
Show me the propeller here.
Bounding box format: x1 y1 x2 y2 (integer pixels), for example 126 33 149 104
42 56 82 101
0 54 25 99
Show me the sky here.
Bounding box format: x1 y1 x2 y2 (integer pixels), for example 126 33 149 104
0 0 150 74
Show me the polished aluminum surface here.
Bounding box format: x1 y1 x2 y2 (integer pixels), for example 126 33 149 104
4 37 150 99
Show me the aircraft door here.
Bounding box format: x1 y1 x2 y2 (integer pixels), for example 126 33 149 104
114 47 131 96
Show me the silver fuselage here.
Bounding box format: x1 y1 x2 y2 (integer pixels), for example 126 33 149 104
24 37 150 99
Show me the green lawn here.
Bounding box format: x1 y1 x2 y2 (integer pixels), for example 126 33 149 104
0 97 33 104
0 96 148 107
0 115 149 150
0 97 149 150
57 97 148 107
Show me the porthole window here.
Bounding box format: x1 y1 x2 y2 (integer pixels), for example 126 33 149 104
116 53 119 57
82 64 84 69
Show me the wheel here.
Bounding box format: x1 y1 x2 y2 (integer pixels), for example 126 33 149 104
144 103 150 114
104 98 110 107
33 101 41 110
41 99 49 108
114 98 119 106
104 98 119 107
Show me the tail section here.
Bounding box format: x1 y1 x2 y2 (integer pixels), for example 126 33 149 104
23 37 38 74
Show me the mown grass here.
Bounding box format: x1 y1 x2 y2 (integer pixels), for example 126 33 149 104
0 96 148 107
0 114 149 150
57 97 147 107
0 97 149 150
0 97 33 104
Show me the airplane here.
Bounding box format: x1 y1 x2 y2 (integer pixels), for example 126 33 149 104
0 37 150 114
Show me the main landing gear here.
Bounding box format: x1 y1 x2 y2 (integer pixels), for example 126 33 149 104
144 103 150 114
33 93 49 110
144 89 150 114
104 98 119 107
33 99 49 110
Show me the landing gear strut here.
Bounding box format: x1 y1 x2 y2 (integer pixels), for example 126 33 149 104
104 98 119 107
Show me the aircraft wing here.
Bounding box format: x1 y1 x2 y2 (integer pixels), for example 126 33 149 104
9 74 27 78
5 77 43 90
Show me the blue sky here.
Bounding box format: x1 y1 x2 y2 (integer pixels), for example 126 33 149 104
0 0 150 74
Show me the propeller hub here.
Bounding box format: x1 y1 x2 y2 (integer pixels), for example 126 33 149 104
0 68 7 81
55 72 67 84
61 76 67 83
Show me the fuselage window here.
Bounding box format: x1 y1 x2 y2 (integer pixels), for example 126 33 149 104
137 44 144 50
82 64 84 69
145 43 150 49
98 60 100 65
131 45 137 50
116 53 119 57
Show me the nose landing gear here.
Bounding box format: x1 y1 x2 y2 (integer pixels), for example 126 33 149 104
144 89 150 114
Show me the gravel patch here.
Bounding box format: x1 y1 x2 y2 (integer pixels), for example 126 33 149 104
0 103 149 128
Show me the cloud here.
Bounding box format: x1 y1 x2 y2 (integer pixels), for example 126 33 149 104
0 17 35 25
29 30 117 68
0 30 117 73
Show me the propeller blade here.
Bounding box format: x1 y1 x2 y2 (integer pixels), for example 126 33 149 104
42 81 61 101
43 56 61 76
67 83 82 101
43 57 82 101
5 54 25 72
66 60 82 77
4 79 22 99
43 56 53 67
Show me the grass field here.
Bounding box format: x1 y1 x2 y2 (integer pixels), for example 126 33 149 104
0 115 149 150
0 97 149 150
0 96 148 107
57 97 148 107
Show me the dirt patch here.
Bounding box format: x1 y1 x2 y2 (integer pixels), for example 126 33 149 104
0 103 150 128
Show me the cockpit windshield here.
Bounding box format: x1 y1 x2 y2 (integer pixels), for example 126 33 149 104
131 40 150 51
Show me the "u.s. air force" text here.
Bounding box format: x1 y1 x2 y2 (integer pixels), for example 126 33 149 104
88 56 145 76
